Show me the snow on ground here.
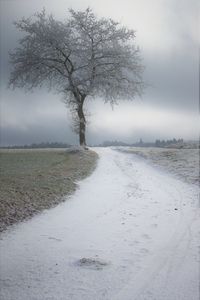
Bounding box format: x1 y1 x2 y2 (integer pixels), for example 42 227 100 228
116 146 199 186
0 148 199 300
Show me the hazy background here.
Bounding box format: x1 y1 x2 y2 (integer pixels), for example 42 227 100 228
0 0 199 146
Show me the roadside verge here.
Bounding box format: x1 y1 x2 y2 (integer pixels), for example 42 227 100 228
0 148 98 232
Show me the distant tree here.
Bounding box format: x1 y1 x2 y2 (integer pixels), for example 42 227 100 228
155 139 161 147
9 8 144 146
139 138 143 145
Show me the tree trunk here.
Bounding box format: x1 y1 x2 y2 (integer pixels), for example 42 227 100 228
77 101 86 146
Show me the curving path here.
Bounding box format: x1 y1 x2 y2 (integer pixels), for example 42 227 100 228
0 148 199 300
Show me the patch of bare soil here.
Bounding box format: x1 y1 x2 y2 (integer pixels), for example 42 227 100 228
76 257 109 270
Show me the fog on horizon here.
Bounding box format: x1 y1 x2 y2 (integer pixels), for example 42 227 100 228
0 0 199 146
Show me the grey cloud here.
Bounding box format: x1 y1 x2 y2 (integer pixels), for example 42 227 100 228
143 49 198 112
0 0 199 145
0 118 77 146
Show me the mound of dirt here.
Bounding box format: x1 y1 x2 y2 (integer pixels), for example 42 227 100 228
76 257 109 270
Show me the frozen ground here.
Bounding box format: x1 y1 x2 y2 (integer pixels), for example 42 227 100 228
116 146 199 186
0 148 199 300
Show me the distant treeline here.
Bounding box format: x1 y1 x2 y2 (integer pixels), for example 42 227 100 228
154 138 184 147
95 138 199 149
0 142 71 149
1 139 199 149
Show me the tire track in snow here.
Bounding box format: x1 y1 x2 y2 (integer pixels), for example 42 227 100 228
0 148 199 300
113 150 199 300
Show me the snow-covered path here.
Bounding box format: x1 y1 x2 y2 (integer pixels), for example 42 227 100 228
0 148 199 300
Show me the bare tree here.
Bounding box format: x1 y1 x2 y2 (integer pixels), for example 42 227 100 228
9 8 144 146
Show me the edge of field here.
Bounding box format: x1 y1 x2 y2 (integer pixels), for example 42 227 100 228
0 148 98 232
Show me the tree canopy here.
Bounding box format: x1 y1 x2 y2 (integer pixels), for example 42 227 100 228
9 8 144 145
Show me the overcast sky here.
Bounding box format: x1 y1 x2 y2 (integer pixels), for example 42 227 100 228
0 0 199 146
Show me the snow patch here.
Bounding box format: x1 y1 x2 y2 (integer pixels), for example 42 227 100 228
0 148 199 300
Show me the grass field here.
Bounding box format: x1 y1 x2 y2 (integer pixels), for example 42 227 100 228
117 147 199 186
0 148 98 232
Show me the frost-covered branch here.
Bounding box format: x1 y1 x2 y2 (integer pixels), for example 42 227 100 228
9 8 144 145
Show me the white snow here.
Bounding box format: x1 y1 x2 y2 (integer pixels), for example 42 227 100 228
0 148 199 300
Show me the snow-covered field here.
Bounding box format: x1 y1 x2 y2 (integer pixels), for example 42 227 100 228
0 148 199 300
116 146 199 186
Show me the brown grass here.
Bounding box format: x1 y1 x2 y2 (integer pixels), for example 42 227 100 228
0 149 98 232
